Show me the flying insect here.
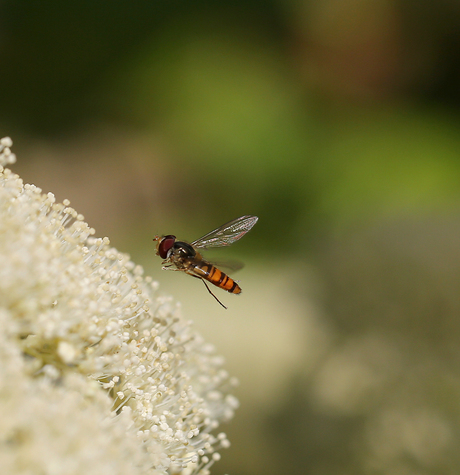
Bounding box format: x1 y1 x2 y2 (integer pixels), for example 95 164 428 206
153 215 258 308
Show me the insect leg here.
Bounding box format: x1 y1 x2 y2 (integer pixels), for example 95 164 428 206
201 279 227 309
161 264 182 271
187 274 227 309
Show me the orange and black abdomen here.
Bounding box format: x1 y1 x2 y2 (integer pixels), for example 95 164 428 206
193 262 241 294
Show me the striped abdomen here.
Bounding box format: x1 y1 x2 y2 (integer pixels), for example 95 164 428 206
192 262 241 294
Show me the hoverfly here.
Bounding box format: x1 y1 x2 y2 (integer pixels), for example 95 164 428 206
153 215 258 309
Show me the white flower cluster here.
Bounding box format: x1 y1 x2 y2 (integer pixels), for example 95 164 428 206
0 138 237 475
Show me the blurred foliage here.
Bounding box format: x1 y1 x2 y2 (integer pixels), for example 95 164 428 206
3 0 460 474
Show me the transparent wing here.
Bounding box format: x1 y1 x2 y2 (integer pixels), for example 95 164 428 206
203 258 245 273
192 215 258 249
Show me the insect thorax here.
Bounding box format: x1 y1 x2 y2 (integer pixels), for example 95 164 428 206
168 241 196 266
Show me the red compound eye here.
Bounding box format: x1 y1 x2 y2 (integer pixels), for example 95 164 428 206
158 235 176 259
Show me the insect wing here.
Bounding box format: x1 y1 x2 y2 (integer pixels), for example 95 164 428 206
191 215 258 249
203 257 245 273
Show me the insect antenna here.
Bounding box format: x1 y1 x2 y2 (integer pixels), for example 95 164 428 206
200 279 227 309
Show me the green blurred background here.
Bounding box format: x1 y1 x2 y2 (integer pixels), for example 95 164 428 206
3 1 460 473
